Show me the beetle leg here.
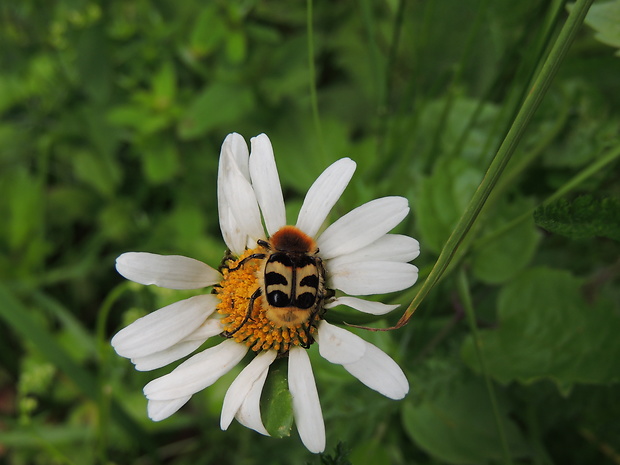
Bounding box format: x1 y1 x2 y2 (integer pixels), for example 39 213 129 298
226 253 266 272
221 287 262 338
300 305 320 349
223 238 269 271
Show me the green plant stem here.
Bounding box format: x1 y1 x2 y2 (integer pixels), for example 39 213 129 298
483 0 567 160
490 93 572 198
457 268 513 465
95 282 132 464
306 0 325 162
395 0 594 328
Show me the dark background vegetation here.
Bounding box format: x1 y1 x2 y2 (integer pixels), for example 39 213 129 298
1 0 619 464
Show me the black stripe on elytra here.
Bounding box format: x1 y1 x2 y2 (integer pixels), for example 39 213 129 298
265 271 288 286
299 274 319 289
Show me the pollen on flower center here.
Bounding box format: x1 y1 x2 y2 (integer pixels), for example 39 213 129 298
215 247 316 353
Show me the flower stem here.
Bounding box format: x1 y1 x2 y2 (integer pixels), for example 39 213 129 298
395 0 595 328
457 269 513 465
306 0 325 161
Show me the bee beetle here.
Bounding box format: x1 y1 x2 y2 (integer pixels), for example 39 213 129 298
223 226 329 346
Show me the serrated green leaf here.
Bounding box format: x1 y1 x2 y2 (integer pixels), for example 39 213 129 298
471 198 541 284
461 267 620 388
402 378 529 464
177 82 254 140
261 359 293 438
534 195 620 241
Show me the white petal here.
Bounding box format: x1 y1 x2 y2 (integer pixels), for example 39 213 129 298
316 320 365 364
132 317 224 370
235 366 270 436
296 158 356 238
317 197 410 259
219 143 265 251
221 350 276 432
132 338 206 371
144 340 248 400
111 294 218 359
249 134 286 236
329 261 418 295
343 340 409 400
217 201 246 257
218 134 249 255
222 132 251 180
324 296 399 316
218 133 265 255
184 317 225 341
288 347 325 453
326 235 420 267
147 396 191 421
116 253 221 289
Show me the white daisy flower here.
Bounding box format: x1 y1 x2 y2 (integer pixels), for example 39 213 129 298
111 133 420 453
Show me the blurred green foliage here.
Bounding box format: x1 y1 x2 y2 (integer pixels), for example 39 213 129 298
1 0 619 464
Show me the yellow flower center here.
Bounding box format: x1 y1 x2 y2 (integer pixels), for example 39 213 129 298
215 247 316 353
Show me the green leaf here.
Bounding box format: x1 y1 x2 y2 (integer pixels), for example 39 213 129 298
0 285 154 450
76 22 111 102
534 195 620 241
225 29 247 64
471 197 542 284
31 291 98 360
190 5 227 57
107 104 172 135
414 158 483 253
141 136 180 184
348 440 388 465
461 267 620 388
0 425 91 447
261 359 294 438
152 61 177 106
258 36 308 105
584 0 620 55
5 169 44 250
416 97 501 166
72 149 121 198
402 378 529 464
177 82 254 140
